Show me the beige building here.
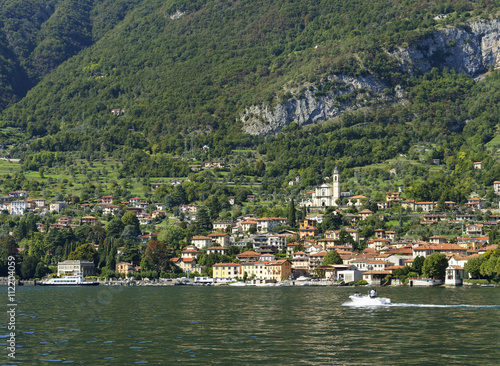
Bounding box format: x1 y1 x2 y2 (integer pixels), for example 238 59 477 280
81 216 99 225
207 232 230 247
240 260 292 281
213 263 241 279
116 262 137 274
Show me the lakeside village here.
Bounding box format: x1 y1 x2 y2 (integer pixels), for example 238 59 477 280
2 168 500 287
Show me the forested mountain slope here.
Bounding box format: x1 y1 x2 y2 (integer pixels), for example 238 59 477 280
0 0 499 188
0 0 141 109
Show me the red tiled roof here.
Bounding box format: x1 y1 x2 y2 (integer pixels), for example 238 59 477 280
237 251 260 257
213 263 240 267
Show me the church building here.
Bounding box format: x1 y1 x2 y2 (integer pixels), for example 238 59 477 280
303 168 341 208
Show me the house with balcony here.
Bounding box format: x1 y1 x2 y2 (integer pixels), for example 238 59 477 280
191 236 212 249
81 216 99 226
101 196 116 204
57 260 96 277
386 192 401 202
466 224 484 236
213 263 241 279
299 226 319 240
207 232 230 247
291 251 309 276
308 251 328 275
10 200 29 215
236 251 261 263
267 234 287 250
207 246 229 255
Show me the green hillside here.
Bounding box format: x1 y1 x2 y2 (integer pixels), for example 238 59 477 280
0 0 499 193
0 0 142 109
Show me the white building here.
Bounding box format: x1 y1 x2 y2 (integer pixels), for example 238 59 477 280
10 200 28 215
49 201 67 213
267 234 287 250
494 181 500 195
191 236 212 249
57 260 96 277
302 168 341 208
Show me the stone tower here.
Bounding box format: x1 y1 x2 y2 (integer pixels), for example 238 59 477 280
332 167 341 205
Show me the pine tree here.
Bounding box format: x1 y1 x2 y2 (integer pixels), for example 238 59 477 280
195 206 211 235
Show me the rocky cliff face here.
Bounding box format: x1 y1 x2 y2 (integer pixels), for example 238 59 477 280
241 75 400 135
392 20 500 76
241 20 500 136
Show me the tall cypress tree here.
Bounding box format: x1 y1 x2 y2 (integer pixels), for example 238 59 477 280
288 198 296 228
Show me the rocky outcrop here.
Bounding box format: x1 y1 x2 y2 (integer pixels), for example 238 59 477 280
392 20 500 76
241 20 500 135
241 75 398 135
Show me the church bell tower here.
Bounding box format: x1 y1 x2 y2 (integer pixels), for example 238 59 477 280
332 167 341 205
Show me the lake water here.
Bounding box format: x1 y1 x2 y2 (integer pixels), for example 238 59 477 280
1 286 499 365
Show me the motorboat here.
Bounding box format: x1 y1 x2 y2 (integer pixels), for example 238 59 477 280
349 294 391 306
38 275 99 286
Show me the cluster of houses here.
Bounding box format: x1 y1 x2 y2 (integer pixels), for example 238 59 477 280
5 169 500 286
51 210 498 286
204 226 497 286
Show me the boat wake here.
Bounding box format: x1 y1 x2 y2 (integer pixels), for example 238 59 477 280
388 303 500 309
342 302 500 309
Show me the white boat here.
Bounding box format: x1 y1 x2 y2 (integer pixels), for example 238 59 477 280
348 294 391 306
228 281 247 287
254 282 275 287
38 275 99 286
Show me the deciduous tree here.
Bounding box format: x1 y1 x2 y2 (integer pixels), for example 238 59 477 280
422 253 448 279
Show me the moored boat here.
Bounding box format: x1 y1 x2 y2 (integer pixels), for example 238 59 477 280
38 275 99 286
228 281 247 286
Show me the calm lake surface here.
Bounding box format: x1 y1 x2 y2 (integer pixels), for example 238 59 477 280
1 285 499 365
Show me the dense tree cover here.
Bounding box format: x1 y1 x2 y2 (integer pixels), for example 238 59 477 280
464 255 487 279
0 235 18 276
321 250 342 265
422 252 448 279
464 248 500 280
0 2 497 206
67 243 98 262
0 0 143 108
0 1 496 147
0 206 199 279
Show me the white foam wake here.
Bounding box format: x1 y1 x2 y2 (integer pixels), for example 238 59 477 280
342 302 500 309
